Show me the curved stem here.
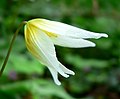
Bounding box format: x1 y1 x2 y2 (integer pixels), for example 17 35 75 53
0 21 27 77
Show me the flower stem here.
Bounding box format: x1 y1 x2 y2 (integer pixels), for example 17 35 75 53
0 21 27 77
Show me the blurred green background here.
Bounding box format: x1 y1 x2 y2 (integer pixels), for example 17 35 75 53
0 0 120 99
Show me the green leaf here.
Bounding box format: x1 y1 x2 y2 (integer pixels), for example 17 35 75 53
65 54 108 69
0 79 73 99
4 53 44 75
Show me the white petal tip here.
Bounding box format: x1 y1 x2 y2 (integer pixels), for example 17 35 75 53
68 70 75 75
60 71 70 78
72 72 75 75
54 79 61 85
95 33 108 39
64 74 69 78
56 82 61 86
101 33 108 38
87 42 96 47
91 43 96 47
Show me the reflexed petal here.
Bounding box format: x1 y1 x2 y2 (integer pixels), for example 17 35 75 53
48 67 61 85
59 62 75 75
48 62 75 85
50 35 95 48
28 19 108 39
24 22 70 84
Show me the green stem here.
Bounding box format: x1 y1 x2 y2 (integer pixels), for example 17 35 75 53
0 21 27 77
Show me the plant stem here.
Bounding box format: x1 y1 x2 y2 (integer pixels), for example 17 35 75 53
0 21 27 77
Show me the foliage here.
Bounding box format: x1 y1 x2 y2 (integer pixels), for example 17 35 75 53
0 0 120 99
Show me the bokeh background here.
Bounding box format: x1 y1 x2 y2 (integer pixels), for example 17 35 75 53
0 0 120 99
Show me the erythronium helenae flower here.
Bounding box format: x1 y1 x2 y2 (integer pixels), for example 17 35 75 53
24 18 108 85
0 18 108 85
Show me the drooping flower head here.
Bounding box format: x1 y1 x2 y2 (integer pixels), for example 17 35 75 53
24 18 108 85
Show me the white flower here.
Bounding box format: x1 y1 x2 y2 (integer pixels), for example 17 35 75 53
24 18 108 85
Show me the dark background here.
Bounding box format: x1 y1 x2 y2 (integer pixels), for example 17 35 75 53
0 0 120 99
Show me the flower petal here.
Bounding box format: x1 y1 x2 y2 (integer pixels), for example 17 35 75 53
28 19 108 39
48 66 61 85
50 35 95 48
25 23 69 84
59 62 75 75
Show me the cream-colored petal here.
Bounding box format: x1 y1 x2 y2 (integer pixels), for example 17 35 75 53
59 62 75 75
28 18 108 39
25 23 69 84
50 35 95 48
48 67 61 85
